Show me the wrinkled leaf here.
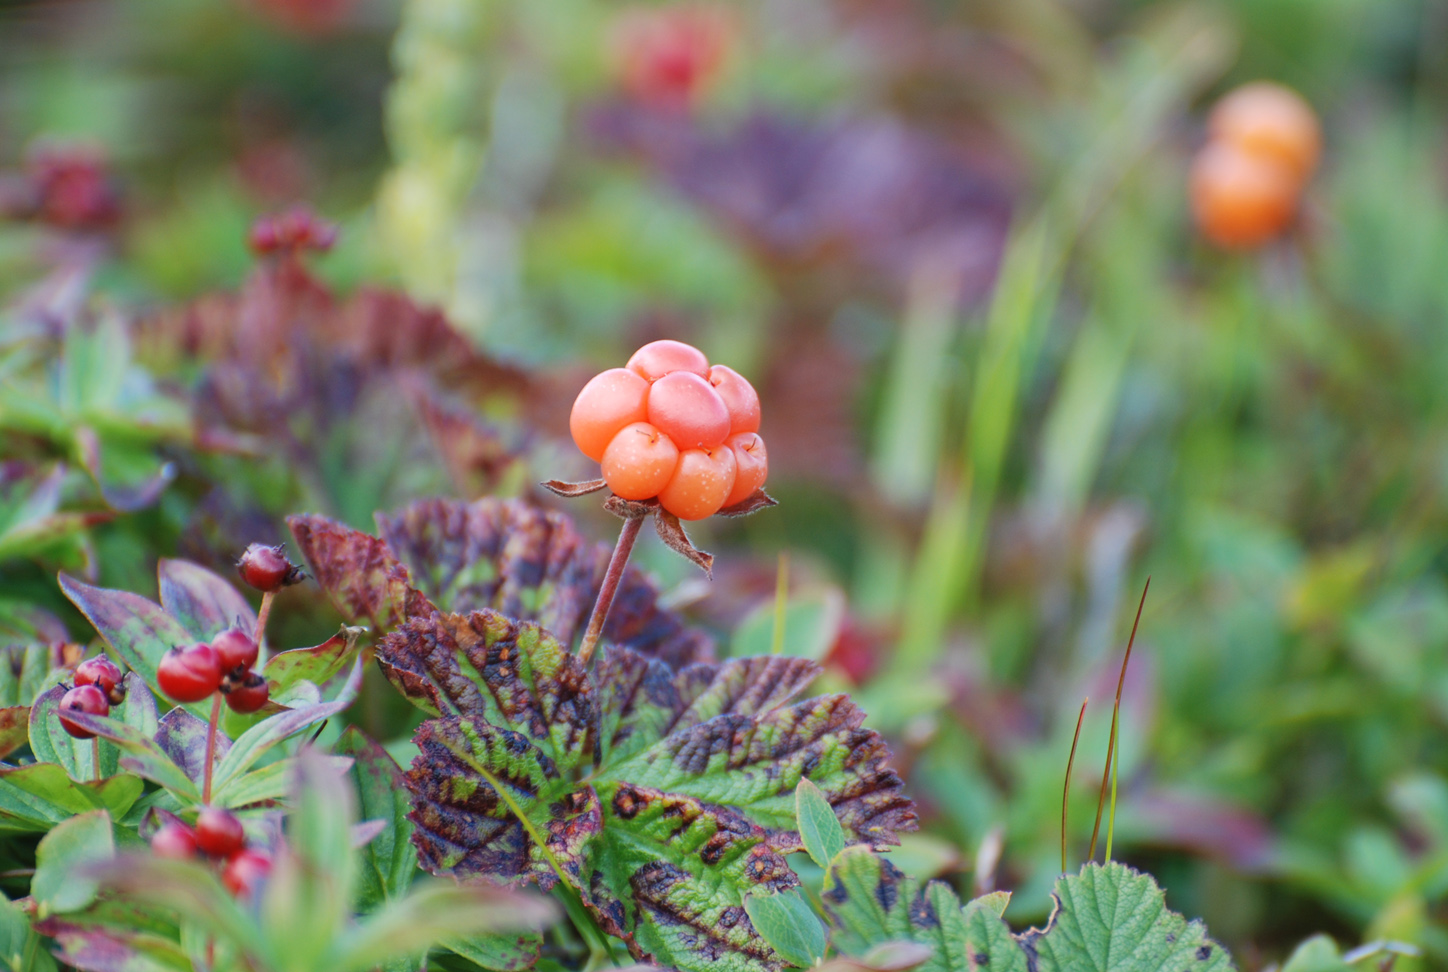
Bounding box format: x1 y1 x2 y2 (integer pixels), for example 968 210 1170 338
0 763 143 831
444 930 545 972
287 514 412 629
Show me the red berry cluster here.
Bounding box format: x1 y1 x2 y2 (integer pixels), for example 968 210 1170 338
151 807 273 898
158 627 269 713
247 205 337 257
237 543 306 593
57 656 127 739
0 145 121 232
570 340 768 521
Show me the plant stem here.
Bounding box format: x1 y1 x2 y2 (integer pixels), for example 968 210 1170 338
577 516 643 668
255 590 276 666
92 736 101 783
1062 697 1088 874
771 552 789 655
1088 578 1149 862
203 693 222 805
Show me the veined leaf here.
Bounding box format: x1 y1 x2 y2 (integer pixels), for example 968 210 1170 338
56 710 198 801
823 851 1236 972
286 513 414 629
0 763 143 831
157 558 257 641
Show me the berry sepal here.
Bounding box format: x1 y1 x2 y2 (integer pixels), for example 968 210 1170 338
540 478 610 498
715 488 778 517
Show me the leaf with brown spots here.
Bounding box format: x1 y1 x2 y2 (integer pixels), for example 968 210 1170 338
287 514 412 630
583 782 801 972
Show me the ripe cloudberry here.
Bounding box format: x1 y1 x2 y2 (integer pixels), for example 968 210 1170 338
150 822 199 860
195 807 246 858
157 644 224 703
58 685 109 739
1208 82 1321 182
569 340 768 519
212 628 259 672
223 849 273 898
223 671 270 714
75 656 126 705
237 543 303 593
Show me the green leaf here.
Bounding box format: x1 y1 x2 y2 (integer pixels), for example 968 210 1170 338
1280 936 1350 972
58 574 210 719
32 809 115 915
824 853 1236 972
744 889 827 969
325 881 554 972
41 923 191 972
264 625 365 698
0 763 143 832
336 726 417 910
1022 863 1236 972
731 589 845 662
28 674 159 782
57 706 198 801
212 754 353 810
444 930 545 972
157 558 257 641
796 777 845 868
208 658 362 797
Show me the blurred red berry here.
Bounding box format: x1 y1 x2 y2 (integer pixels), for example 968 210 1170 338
195 807 246 858
247 206 337 257
223 671 270 714
24 144 121 231
610 5 734 111
150 823 199 860
58 685 109 739
238 543 303 593
75 656 124 700
212 628 259 672
157 644 223 703
223 849 273 898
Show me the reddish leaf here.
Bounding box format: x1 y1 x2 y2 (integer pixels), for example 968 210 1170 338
287 514 412 629
0 705 28 760
157 558 257 641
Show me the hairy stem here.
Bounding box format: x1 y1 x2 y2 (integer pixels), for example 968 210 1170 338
577 516 644 668
254 590 276 666
203 693 222 805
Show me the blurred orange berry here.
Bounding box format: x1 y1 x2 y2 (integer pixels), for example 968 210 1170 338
1190 141 1300 250
1209 81 1321 183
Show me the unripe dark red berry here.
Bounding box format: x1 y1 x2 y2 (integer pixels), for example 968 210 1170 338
223 671 270 714
157 644 223 703
75 655 126 704
150 823 199 860
194 807 246 858
58 684 110 738
223 849 273 898
212 628 259 672
237 543 303 593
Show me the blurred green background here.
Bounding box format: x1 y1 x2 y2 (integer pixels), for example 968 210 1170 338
6 0 1448 966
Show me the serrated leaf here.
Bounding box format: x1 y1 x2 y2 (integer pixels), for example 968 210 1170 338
797 777 846 868
336 726 416 910
407 717 597 890
32 809 115 915
1022 863 1236 972
157 558 256 641
287 513 413 629
58 574 211 719
744 890 827 968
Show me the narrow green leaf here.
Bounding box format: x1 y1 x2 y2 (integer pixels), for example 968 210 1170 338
744 889 826 969
32 809 115 915
336 726 416 910
57 710 198 801
264 625 364 698
796 777 845 869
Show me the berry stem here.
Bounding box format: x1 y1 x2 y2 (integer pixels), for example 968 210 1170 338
577 515 644 668
203 693 222 805
91 737 101 784
254 590 276 666
1062 696 1088 875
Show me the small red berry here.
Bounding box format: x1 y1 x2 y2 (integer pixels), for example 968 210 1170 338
150 823 199 860
212 628 259 672
58 685 110 739
75 656 124 698
195 807 246 858
223 671 270 714
237 543 303 593
157 644 224 703
223 849 273 898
